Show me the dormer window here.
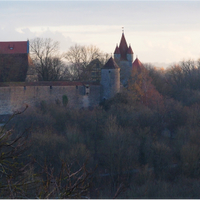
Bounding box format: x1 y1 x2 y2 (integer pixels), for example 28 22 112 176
8 45 14 50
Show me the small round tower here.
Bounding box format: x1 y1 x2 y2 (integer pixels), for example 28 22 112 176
100 57 120 101
114 44 121 61
127 44 134 66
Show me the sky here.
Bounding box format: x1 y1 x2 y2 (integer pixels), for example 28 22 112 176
1 1 200 67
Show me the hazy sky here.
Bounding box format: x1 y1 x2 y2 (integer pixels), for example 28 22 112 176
1 1 200 66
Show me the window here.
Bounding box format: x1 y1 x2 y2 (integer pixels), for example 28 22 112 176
85 85 90 95
8 45 14 50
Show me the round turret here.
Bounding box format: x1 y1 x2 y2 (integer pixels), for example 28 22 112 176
100 57 120 101
127 45 134 64
114 44 121 61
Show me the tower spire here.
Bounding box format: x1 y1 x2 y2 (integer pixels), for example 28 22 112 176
119 27 128 60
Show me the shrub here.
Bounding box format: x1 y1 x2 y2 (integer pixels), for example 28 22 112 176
62 94 68 107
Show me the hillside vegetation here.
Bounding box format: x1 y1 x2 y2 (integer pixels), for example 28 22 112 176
2 59 200 198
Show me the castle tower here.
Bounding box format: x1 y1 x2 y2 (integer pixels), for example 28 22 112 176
100 57 120 101
114 30 134 86
127 45 134 64
114 44 120 61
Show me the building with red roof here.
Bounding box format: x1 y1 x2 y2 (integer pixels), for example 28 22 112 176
0 41 29 54
0 40 37 82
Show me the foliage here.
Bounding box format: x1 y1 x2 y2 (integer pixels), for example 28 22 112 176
4 57 200 198
62 94 68 107
128 63 164 110
30 37 63 81
0 106 94 198
65 44 109 81
0 106 33 198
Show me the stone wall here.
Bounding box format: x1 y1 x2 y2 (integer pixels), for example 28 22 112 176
0 85 101 115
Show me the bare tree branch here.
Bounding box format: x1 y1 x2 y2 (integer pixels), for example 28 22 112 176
30 38 63 81
64 44 108 81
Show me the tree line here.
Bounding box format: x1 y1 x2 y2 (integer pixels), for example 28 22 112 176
30 37 109 82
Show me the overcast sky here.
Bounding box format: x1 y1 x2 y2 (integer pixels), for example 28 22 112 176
1 1 200 66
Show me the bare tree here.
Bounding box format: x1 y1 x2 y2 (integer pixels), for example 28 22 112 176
166 59 200 90
0 106 34 198
30 38 63 81
65 44 109 81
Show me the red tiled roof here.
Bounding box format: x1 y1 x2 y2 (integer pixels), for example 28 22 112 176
102 57 120 69
114 44 120 54
119 33 128 60
132 58 144 72
0 41 28 54
127 45 133 54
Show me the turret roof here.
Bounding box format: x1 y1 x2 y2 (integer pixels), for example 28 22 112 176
114 44 120 54
127 45 133 54
102 57 120 69
119 33 128 60
132 57 144 72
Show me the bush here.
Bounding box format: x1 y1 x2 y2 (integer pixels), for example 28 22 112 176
62 94 68 107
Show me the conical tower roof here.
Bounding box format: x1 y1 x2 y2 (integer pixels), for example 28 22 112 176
127 45 133 54
102 57 120 69
114 44 120 54
119 33 128 60
132 57 144 72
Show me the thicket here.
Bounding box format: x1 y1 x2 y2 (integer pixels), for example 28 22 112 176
2 59 200 198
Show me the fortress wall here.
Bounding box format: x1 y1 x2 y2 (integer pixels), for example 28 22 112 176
0 85 101 115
